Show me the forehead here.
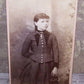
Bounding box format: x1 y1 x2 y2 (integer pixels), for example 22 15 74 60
38 18 49 21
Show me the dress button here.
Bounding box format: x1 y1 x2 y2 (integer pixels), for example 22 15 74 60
41 59 43 63
40 35 43 38
41 57 43 58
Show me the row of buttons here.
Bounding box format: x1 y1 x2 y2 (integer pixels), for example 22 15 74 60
40 33 44 63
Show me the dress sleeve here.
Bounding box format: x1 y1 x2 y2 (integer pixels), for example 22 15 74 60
21 34 32 58
52 34 59 68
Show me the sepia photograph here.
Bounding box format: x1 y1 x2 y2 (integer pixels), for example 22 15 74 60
7 0 77 84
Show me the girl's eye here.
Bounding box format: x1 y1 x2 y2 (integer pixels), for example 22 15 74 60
41 21 44 23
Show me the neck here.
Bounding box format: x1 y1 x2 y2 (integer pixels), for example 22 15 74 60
36 29 46 32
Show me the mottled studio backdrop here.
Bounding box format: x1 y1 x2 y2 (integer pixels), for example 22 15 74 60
0 0 8 73
73 0 84 73
7 0 77 84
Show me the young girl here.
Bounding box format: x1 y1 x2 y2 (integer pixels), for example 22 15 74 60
21 13 59 84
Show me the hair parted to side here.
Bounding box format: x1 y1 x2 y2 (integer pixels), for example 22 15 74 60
34 13 50 22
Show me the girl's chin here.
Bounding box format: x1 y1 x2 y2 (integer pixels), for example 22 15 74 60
42 29 46 31
38 29 46 31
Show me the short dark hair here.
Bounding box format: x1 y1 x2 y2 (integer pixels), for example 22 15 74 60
34 13 49 22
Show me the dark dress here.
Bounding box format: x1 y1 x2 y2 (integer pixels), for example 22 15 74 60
20 30 59 84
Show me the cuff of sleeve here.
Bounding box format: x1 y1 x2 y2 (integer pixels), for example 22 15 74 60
54 62 59 68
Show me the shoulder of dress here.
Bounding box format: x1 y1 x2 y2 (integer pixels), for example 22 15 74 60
27 30 35 35
49 33 58 42
25 31 35 39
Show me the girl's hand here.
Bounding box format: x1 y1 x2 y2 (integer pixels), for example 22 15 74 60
51 67 58 76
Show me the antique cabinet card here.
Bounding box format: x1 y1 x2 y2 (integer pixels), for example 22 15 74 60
7 0 77 84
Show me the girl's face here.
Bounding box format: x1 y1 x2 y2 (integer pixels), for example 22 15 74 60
34 18 49 31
